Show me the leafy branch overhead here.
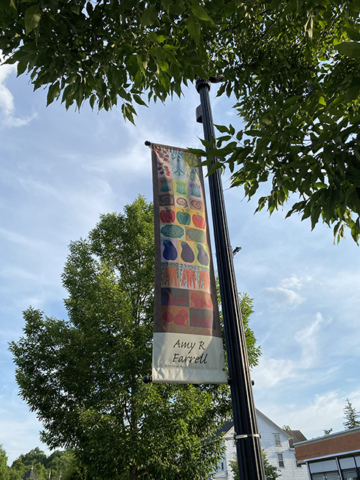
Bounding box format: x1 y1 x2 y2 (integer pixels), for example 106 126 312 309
191 0 360 244
2 0 360 241
0 0 217 118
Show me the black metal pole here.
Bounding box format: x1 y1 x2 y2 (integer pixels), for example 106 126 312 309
196 79 265 480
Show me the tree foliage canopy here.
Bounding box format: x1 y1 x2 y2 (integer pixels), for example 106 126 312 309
217 282 261 368
193 0 360 244
343 397 360 429
230 450 280 480
1 445 89 480
9 196 261 480
0 445 9 480
1 0 360 241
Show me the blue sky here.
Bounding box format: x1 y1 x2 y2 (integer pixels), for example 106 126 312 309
1 55 360 465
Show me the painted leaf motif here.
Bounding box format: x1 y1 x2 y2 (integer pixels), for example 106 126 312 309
161 225 184 238
186 228 206 243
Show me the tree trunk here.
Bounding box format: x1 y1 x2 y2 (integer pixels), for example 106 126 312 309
129 464 138 480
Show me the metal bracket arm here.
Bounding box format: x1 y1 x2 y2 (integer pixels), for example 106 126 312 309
234 433 260 441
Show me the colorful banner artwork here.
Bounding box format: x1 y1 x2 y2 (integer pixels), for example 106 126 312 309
151 143 227 384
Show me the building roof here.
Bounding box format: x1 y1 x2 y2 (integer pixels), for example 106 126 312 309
294 426 360 447
23 467 38 479
256 409 292 439
216 409 300 440
215 420 234 437
289 430 307 447
294 427 360 462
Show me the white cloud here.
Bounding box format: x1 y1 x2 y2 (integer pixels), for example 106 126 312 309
279 274 312 290
265 274 312 307
0 54 36 127
265 286 305 307
294 312 324 368
260 386 360 440
253 314 324 387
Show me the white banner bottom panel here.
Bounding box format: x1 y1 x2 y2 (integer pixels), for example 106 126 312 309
152 332 227 384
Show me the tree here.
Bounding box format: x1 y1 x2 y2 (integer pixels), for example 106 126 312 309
60 453 91 480
8 449 87 480
0 445 9 480
343 398 360 429
230 450 280 480
217 283 261 368
1 1 360 242
9 196 261 480
261 450 281 480
8 470 22 480
17 447 47 467
229 456 240 480
282 425 291 432
200 0 360 244
45 450 74 479
11 449 49 480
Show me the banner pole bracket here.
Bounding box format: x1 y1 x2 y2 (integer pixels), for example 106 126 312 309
234 433 260 441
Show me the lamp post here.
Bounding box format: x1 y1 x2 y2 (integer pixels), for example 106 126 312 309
196 78 265 480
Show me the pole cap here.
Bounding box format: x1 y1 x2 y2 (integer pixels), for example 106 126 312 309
196 78 211 93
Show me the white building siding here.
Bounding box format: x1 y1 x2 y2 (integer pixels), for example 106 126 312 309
212 410 309 480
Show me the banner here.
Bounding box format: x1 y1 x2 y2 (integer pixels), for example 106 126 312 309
151 143 227 384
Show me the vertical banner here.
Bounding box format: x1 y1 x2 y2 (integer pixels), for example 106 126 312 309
151 143 227 384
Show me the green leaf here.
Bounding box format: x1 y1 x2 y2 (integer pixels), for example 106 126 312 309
346 27 360 42
188 148 206 155
133 94 148 107
70 4 80 15
158 60 169 72
17 61 27 76
25 4 42 35
161 0 172 14
158 71 170 90
186 15 200 45
245 130 261 137
47 81 60 106
86 2 93 15
147 32 158 43
89 94 96 110
207 161 222 175
270 0 282 8
284 95 302 106
140 6 157 26
335 42 360 60
191 3 214 24
214 124 229 134
134 70 142 87
323 147 333 164
236 131 243 141
200 138 213 148
345 84 360 103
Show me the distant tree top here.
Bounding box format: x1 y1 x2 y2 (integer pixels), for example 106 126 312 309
343 398 360 429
